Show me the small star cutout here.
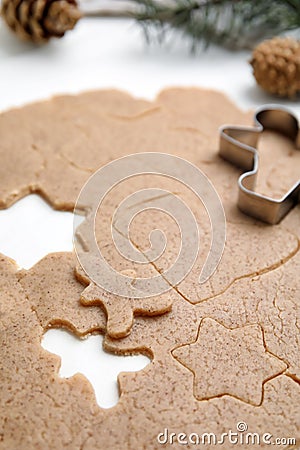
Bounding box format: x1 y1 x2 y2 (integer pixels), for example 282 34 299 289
0 194 74 268
172 318 286 406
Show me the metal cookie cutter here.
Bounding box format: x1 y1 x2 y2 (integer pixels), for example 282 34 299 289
219 106 300 224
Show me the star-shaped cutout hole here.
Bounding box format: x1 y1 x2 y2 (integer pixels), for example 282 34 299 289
172 318 286 406
0 194 75 268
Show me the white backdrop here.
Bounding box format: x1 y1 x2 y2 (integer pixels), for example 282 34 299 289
1 16 299 115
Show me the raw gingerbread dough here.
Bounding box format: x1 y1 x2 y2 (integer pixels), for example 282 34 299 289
0 88 299 449
1 251 299 449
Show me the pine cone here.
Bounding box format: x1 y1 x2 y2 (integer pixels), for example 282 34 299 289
250 37 300 98
1 0 82 43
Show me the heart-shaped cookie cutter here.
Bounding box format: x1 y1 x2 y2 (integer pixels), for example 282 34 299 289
219 106 300 224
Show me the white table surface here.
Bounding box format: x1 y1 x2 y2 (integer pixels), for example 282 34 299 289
0 16 299 409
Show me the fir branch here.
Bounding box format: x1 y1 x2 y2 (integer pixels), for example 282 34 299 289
131 0 300 49
82 0 300 50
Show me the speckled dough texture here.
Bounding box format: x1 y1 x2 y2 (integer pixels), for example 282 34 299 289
0 88 299 449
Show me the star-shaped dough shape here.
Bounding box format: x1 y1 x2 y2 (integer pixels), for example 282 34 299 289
172 318 286 406
76 266 173 339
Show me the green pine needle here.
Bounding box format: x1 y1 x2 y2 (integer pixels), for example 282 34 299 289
128 0 300 49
